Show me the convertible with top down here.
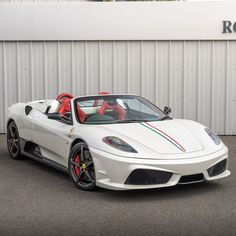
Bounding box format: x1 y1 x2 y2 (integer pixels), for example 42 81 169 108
6 93 230 190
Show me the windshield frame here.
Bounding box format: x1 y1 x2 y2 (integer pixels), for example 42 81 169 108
73 95 166 125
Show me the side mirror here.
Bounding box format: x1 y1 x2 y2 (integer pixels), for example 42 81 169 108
47 112 62 121
164 106 171 116
47 112 72 125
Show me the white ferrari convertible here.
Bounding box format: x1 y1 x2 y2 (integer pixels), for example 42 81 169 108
6 93 230 190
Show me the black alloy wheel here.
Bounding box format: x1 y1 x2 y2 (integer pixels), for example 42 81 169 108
7 121 22 160
69 142 96 191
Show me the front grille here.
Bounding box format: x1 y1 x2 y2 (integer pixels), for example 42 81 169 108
207 159 227 177
124 169 173 185
179 173 204 184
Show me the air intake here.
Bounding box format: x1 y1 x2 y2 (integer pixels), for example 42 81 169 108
124 169 172 185
179 173 204 184
207 159 227 177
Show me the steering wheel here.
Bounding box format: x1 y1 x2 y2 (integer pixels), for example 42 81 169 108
56 93 74 103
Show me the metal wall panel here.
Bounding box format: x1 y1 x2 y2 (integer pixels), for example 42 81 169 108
113 41 127 94
128 41 141 95
141 41 155 102
155 41 169 109
183 41 198 121
31 42 45 100
1 40 236 134
197 41 212 129
86 41 99 95
100 41 113 93
169 41 184 119
0 43 4 131
211 41 227 135
226 42 236 135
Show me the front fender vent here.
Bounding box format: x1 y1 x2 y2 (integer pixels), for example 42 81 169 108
25 105 32 116
124 169 173 185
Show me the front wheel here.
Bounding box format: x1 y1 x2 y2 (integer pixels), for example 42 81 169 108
68 142 96 191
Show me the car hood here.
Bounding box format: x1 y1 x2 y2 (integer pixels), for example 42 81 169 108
99 120 204 155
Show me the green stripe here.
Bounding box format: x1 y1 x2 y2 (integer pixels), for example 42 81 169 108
140 122 183 151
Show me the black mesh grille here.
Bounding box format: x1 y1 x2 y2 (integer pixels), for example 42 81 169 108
179 173 204 184
124 169 173 185
207 159 227 177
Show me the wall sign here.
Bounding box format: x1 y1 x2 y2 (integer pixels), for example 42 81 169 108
0 2 236 41
222 21 236 33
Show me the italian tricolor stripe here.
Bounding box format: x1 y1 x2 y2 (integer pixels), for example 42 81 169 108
140 122 186 152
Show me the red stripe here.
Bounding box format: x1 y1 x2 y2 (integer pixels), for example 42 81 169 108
145 122 185 151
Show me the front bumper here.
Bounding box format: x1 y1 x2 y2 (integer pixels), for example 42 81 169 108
90 147 230 190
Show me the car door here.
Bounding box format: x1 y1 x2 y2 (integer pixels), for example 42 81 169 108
32 110 73 167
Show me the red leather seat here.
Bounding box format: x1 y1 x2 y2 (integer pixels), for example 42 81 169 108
99 100 126 120
93 91 110 107
56 93 87 122
57 93 74 116
56 93 74 101
58 98 71 116
77 106 86 122
58 98 87 122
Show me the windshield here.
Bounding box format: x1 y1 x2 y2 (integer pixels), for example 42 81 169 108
74 95 166 124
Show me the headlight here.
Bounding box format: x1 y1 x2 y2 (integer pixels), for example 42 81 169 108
205 128 221 145
102 136 137 153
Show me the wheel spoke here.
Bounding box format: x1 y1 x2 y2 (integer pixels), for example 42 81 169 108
71 161 80 167
84 170 94 182
11 145 17 154
9 126 14 138
77 170 84 182
86 160 93 167
11 126 18 139
8 139 12 144
13 130 18 139
13 142 18 149
8 140 13 151
80 146 85 162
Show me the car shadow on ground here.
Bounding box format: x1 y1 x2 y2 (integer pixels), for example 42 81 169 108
95 181 222 202
2 151 224 203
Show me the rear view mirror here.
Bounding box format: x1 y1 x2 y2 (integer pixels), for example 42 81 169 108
164 106 171 116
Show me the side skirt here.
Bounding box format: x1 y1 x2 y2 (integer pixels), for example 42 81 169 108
20 138 68 174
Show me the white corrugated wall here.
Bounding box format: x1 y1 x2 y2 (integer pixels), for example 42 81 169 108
0 40 236 134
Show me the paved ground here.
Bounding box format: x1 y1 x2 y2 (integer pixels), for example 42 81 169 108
0 134 235 236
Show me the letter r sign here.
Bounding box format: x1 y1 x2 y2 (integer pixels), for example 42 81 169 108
222 21 236 33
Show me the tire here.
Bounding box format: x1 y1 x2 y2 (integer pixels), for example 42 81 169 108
7 121 22 160
68 142 96 191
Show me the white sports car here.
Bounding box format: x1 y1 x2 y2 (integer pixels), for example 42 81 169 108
6 93 230 191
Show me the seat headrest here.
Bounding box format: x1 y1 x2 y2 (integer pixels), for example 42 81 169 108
58 98 71 115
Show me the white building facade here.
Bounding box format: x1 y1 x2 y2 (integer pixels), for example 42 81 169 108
0 2 235 134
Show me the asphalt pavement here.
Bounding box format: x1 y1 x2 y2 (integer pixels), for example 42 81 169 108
0 134 235 236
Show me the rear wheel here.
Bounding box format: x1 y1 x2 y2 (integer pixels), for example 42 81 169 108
7 121 22 160
68 142 96 191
